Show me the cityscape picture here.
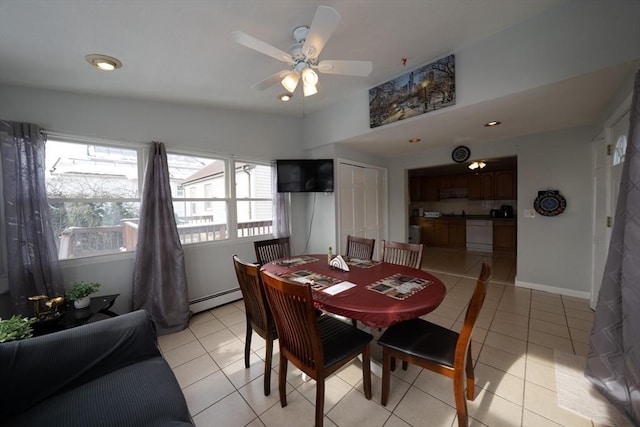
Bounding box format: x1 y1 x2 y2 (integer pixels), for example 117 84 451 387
369 54 455 128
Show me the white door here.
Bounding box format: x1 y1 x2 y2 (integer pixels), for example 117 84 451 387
337 161 387 259
591 109 630 308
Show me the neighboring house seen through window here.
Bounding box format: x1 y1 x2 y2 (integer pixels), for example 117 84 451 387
45 138 274 260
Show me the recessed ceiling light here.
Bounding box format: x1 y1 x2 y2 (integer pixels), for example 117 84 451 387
278 93 293 102
408 138 421 144
85 54 122 71
484 120 501 127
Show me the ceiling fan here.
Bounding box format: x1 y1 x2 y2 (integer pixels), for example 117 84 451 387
232 5 373 97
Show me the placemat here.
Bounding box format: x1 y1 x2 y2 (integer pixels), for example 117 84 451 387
271 256 319 268
367 273 432 300
278 270 341 291
346 258 382 269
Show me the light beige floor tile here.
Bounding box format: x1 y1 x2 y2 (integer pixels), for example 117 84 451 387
158 327 197 352
182 370 236 416
573 341 590 357
216 309 247 327
238 369 281 415
529 309 566 326
259 389 321 427
198 328 241 353
189 317 227 338
564 307 594 321
189 310 216 327
475 362 525 406
525 359 556 392
522 409 563 426
567 316 594 332
489 319 528 341
209 303 243 318
529 317 570 339
381 414 412 427
222 351 266 390
528 329 573 353
173 353 220 388
569 327 590 345
526 342 556 367
393 386 457 427
413 368 456 407
478 344 526 378
467 387 523 427
327 387 391 427
484 331 527 357
298 374 353 415
192 391 258 427
208 338 246 368
163 339 207 368
493 310 529 328
523 381 592 427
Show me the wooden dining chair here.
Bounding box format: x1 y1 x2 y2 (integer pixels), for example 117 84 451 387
232 255 277 396
254 237 291 265
377 262 491 427
380 240 424 269
260 269 373 427
345 235 375 260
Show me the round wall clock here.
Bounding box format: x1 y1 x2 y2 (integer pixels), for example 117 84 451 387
533 190 567 217
451 145 471 163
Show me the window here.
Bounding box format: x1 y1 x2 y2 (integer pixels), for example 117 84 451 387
235 162 273 237
613 135 627 166
44 138 275 260
46 139 142 260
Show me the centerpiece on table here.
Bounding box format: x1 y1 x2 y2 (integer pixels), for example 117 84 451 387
66 282 101 309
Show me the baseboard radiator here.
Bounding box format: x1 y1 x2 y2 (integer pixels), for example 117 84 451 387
189 288 242 313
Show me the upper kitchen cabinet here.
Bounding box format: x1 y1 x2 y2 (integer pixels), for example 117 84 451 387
494 170 516 200
468 170 515 200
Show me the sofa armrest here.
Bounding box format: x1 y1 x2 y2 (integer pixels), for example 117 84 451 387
0 309 161 418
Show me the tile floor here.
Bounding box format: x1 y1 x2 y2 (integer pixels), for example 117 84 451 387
159 248 599 427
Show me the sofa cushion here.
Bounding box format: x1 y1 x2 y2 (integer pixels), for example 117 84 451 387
3 357 192 427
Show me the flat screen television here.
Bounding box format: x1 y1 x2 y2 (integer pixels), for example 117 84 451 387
276 159 334 193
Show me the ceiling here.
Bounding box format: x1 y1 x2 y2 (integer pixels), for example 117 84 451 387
0 0 637 158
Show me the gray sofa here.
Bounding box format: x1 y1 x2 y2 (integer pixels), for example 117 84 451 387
0 309 193 426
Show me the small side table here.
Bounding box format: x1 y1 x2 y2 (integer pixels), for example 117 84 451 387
35 294 120 335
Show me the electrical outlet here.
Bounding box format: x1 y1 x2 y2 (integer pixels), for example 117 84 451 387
524 209 536 218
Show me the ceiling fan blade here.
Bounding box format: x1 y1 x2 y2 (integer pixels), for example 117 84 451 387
251 70 290 91
316 60 373 77
302 6 340 59
232 31 294 64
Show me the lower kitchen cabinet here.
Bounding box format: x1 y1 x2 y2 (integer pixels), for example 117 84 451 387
448 219 466 247
493 220 516 253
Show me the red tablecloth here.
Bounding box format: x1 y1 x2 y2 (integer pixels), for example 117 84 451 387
263 255 446 329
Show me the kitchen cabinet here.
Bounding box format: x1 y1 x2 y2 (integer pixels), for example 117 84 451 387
433 220 449 246
417 218 452 247
419 219 435 245
421 177 439 201
493 220 516 253
409 176 422 202
448 219 466 247
494 170 516 200
468 172 494 200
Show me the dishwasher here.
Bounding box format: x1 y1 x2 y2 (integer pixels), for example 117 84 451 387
466 220 493 252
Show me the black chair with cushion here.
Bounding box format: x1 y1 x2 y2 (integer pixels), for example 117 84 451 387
254 237 291 265
345 235 375 260
377 262 491 427
380 239 424 269
261 269 373 427
232 255 277 396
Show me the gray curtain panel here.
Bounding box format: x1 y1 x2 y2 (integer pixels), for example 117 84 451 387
272 162 290 238
586 69 640 425
132 142 190 334
0 121 65 313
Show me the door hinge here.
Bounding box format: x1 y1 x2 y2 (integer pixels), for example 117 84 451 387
607 216 612 227
607 144 612 156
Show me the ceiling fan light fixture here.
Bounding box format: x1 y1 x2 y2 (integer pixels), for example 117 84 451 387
85 54 122 71
468 161 487 170
278 93 293 102
303 82 318 97
281 71 300 93
302 67 318 86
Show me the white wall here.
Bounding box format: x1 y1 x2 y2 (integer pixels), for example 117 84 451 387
0 85 305 311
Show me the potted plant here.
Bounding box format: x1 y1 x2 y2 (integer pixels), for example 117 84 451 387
66 281 101 309
0 315 35 342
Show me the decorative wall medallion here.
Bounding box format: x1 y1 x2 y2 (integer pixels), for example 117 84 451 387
451 145 470 163
533 190 567 217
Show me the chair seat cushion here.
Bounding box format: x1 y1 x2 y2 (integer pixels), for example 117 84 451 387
317 315 373 368
378 318 459 367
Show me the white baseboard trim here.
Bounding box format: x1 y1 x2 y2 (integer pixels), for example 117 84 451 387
189 289 242 313
515 278 591 300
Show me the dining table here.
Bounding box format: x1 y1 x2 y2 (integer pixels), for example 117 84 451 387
262 254 447 329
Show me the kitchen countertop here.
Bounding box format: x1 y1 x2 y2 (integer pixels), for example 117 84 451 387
414 215 516 221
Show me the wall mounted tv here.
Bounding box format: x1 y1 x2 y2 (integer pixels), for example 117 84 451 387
276 159 334 193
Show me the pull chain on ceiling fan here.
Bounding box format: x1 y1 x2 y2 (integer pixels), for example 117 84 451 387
231 5 373 98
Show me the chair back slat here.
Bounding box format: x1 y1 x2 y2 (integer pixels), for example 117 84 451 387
454 262 491 365
380 240 424 269
254 237 291 265
232 255 273 336
345 235 375 260
261 270 323 373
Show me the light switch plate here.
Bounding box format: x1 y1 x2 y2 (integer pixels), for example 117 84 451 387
524 209 536 218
